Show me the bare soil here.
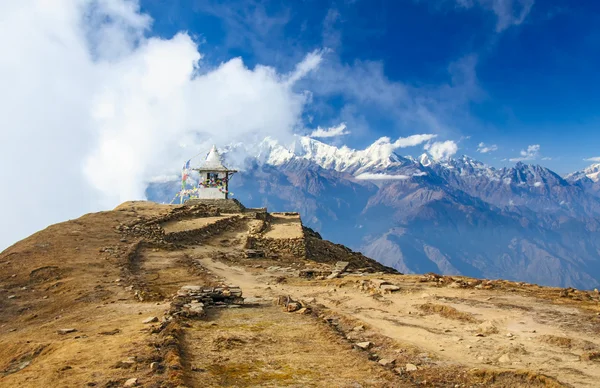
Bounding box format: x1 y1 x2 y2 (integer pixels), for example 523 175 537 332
1 201 599 387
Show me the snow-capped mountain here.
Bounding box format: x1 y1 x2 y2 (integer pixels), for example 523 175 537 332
146 137 600 289
566 163 600 183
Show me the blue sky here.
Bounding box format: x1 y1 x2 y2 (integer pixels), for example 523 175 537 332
0 0 599 250
140 0 600 173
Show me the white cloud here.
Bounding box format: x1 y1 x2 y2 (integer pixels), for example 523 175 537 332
0 0 323 250
310 123 349 138
477 142 498 153
585 157 600 162
456 0 535 32
509 144 540 162
286 49 327 85
424 140 459 160
355 173 411 180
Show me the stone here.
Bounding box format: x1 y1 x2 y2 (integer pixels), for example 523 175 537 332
370 279 390 288
353 325 365 332
380 284 400 292
394 367 403 375
506 333 514 338
326 272 341 280
378 358 395 366
498 354 511 363
355 341 371 350
286 302 301 312
123 378 138 387
405 363 418 371
296 307 310 314
7 295 16 299
142 317 159 324
57 328 77 335
335 261 350 272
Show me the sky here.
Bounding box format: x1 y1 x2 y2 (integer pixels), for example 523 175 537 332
0 0 599 250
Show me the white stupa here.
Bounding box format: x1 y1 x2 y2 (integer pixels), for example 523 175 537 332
193 145 237 199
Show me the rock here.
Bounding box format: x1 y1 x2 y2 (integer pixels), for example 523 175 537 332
335 261 350 272
57 328 77 335
378 358 395 366
380 284 400 292
394 367 403 375
370 279 390 288
352 325 365 332
326 272 341 280
405 363 418 371
123 378 138 387
142 317 158 324
296 307 311 314
150 362 159 371
355 341 371 350
7 295 16 299
286 302 301 312
506 333 514 338
498 354 511 363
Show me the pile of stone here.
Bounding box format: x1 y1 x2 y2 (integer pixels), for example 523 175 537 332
357 279 400 294
170 285 244 318
275 295 311 314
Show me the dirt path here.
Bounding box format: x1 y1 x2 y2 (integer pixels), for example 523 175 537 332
199 257 600 388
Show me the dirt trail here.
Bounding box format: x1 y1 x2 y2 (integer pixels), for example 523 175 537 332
200 256 600 388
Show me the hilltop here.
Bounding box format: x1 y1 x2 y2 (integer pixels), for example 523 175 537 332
1 200 600 387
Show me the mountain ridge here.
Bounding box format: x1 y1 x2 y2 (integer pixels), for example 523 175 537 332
146 137 600 288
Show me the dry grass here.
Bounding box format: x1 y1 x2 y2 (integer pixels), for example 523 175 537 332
539 335 574 348
580 352 600 362
417 303 480 323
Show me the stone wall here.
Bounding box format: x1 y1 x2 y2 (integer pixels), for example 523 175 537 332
245 236 306 259
184 198 246 213
164 216 242 244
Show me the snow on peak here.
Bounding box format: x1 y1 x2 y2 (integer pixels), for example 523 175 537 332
259 135 420 175
577 163 600 182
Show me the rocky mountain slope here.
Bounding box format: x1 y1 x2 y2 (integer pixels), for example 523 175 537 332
2 201 600 387
147 138 600 289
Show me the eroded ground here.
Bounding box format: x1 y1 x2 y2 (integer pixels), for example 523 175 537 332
1 201 599 387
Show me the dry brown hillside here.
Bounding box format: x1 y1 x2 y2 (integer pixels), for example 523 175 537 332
1 200 599 388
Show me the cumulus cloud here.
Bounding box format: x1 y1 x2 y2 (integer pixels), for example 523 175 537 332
355 173 410 180
456 0 535 32
0 0 322 250
585 157 600 162
477 142 498 153
424 140 459 160
509 144 540 162
309 123 350 138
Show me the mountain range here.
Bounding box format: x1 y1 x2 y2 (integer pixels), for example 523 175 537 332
146 136 600 289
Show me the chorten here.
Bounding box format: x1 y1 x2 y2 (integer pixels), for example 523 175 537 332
193 145 237 199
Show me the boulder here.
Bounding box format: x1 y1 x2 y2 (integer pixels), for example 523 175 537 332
355 341 371 350
123 378 138 387
57 328 77 335
380 284 400 292
142 317 159 324
405 363 418 371
378 358 395 366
